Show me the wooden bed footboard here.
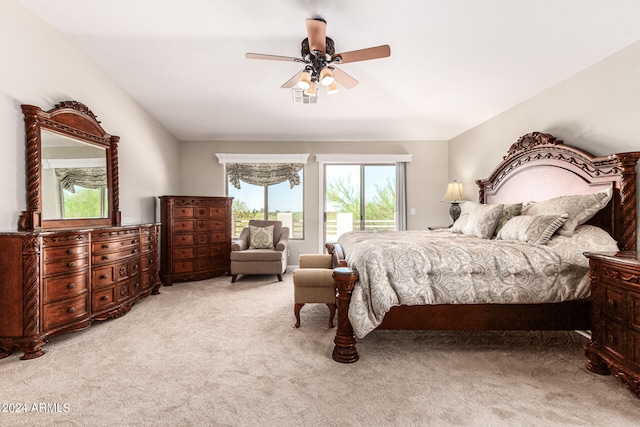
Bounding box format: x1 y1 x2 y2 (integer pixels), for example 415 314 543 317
325 241 592 363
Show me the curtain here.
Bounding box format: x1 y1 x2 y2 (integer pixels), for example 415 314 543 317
396 162 407 231
227 163 304 189
55 167 107 193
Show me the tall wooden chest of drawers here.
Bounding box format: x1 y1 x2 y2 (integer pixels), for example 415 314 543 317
160 196 233 285
584 251 640 397
0 224 160 360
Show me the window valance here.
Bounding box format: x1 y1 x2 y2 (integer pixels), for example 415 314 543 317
55 167 107 193
226 163 303 189
216 153 309 189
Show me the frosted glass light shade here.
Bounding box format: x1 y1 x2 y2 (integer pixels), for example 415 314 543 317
297 71 311 90
304 81 317 97
320 68 335 86
327 81 339 94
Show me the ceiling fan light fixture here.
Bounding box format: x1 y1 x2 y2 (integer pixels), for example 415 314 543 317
297 71 311 89
320 67 334 86
304 81 317 97
327 81 339 94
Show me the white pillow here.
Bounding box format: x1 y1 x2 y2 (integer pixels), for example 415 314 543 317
521 189 611 236
496 214 569 245
462 204 504 239
451 213 469 233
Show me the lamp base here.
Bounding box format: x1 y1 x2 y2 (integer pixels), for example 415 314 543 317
449 202 461 225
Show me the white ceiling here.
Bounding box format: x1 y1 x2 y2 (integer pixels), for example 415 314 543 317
17 0 640 142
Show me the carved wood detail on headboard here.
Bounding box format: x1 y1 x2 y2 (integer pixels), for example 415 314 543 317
477 132 640 252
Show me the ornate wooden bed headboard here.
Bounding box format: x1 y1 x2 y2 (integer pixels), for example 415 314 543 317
476 132 640 252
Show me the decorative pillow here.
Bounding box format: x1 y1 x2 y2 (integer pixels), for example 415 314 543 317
451 213 469 233
462 204 504 239
249 225 274 249
493 203 523 236
521 189 611 236
496 214 569 245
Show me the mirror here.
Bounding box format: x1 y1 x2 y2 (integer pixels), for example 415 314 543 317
19 101 121 230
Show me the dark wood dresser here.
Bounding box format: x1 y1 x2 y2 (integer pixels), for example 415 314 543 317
160 196 232 285
0 224 160 360
584 251 640 397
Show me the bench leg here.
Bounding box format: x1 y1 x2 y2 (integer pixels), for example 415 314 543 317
294 303 304 328
327 303 336 328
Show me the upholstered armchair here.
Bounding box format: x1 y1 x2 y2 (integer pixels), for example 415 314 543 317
230 220 289 283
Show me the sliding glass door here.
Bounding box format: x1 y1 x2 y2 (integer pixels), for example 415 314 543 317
324 164 396 243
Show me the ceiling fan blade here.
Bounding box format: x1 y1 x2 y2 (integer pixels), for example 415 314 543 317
332 45 391 64
331 67 358 89
305 18 327 53
245 53 303 63
281 70 304 88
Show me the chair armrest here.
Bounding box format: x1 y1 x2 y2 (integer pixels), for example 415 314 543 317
299 254 333 269
231 227 250 251
275 227 289 252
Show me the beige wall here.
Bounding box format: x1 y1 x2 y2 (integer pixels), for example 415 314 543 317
0 1 180 230
178 140 449 263
449 40 640 200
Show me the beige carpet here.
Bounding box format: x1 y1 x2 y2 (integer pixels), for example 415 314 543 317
1 272 639 426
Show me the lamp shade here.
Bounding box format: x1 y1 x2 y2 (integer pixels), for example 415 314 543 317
441 181 468 202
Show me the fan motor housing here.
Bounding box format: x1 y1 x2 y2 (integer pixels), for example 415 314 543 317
301 37 335 56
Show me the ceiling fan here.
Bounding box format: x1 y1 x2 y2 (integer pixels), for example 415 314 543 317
245 18 390 97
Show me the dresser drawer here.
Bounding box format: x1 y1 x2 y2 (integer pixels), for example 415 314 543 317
173 260 194 273
43 294 89 331
140 253 156 271
92 236 139 255
92 246 140 265
174 233 195 246
194 206 210 218
93 265 116 288
116 282 132 302
92 287 116 311
175 220 195 232
43 272 88 304
604 320 627 360
173 206 194 218
43 255 90 276
141 270 156 291
43 243 89 262
174 247 195 260
208 219 228 231
604 286 626 323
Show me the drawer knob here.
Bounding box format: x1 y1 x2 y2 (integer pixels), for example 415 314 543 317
67 283 76 289
102 255 109 260
608 334 615 343
67 249 75 254
67 261 75 267
100 274 108 280
101 295 109 301
132 248 138 254
134 282 140 288
607 299 615 308
67 307 76 313
102 244 109 249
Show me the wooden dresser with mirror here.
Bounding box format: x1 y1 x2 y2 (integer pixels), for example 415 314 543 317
0 101 160 360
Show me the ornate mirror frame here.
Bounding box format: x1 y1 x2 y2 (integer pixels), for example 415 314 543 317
19 101 121 230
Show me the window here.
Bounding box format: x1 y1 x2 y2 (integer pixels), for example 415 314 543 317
316 154 412 246
227 173 304 239
216 154 309 240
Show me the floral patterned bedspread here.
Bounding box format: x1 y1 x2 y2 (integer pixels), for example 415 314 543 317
337 226 618 338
